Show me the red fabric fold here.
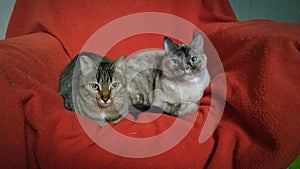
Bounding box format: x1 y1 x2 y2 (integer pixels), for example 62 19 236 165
1 0 299 168
6 0 237 57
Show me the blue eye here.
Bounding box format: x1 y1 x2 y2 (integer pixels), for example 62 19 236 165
190 56 198 63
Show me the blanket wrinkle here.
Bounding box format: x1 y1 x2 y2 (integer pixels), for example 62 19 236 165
0 78 30 169
200 1 237 23
204 21 300 167
7 0 237 57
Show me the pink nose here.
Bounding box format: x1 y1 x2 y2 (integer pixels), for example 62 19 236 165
102 97 109 102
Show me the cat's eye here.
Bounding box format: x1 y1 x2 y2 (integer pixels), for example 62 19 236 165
110 82 120 90
90 83 99 90
170 59 179 65
190 56 198 63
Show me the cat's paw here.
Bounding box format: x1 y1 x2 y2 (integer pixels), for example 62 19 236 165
173 105 181 117
161 103 180 117
130 93 144 105
128 93 148 112
135 93 144 104
177 103 198 116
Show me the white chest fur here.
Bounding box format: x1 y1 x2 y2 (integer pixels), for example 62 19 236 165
160 69 210 103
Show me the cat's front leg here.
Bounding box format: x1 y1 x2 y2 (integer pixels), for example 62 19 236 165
163 103 181 117
150 89 168 111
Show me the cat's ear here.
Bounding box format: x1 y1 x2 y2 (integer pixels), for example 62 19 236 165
164 37 177 52
79 55 98 75
110 56 126 71
189 33 204 52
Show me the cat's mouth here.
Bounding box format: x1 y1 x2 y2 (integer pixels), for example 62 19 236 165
99 103 111 107
98 99 112 107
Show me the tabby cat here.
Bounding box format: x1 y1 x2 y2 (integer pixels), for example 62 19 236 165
60 52 128 126
127 33 210 117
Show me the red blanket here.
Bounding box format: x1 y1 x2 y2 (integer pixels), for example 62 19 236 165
1 0 299 168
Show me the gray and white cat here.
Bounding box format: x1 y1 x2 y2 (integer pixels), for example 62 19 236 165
60 52 128 126
127 33 210 117
153 33 210 116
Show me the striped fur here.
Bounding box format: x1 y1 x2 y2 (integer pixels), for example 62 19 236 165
60 52 128 126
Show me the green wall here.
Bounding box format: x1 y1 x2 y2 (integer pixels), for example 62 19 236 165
229 0 300 23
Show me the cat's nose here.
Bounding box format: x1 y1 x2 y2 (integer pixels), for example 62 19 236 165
102 97 109 103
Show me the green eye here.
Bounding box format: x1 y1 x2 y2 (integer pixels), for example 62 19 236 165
110 82 120 90
90 83 99 90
